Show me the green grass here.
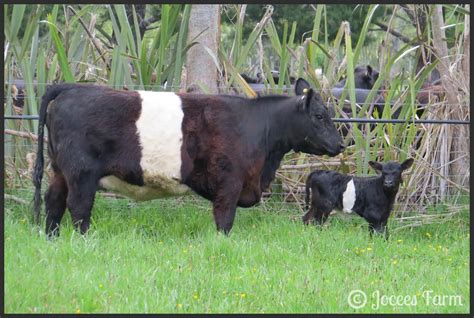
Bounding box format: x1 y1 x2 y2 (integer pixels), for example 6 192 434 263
4 191 470 313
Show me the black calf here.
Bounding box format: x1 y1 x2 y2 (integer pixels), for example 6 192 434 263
303 158 414 238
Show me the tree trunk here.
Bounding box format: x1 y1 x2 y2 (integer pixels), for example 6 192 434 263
185 5 220 94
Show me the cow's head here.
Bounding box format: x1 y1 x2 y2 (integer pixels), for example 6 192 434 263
292 78 344 157
354 65 379 90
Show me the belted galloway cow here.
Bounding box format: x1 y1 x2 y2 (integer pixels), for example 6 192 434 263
33 79 344 236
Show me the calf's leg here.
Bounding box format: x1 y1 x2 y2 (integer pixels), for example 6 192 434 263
302 207 316 225
303 185 333 227
45 172 68 237
314 195 333 226
368 217 389 240
315 204 332 225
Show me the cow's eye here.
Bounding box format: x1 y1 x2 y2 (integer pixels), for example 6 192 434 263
315 114 323 120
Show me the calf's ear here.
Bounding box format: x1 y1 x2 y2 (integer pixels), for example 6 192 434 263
295 78 311 95
401 158 414 171
369 161 383 172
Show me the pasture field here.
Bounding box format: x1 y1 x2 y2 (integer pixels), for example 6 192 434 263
4 191 470 314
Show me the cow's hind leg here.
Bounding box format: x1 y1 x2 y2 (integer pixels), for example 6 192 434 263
45 172 68 237
65 171 99 235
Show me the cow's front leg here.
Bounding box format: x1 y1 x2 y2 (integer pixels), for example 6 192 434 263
212 182 242 235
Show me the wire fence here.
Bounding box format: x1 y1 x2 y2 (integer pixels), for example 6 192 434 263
4 116 469 222
3 114 470 125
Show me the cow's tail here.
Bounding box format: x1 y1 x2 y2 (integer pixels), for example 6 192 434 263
33 84 75 224
305 170 317 211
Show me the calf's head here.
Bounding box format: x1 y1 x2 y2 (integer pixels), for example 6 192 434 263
369 158 414 193
366 158 414 239
292 78 345 156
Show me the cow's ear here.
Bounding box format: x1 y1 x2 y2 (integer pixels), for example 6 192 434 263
297 88 314 112
304 88 314 103
369 161 383 173
366 65 373 78
295 78 311 95
401 158 414 171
